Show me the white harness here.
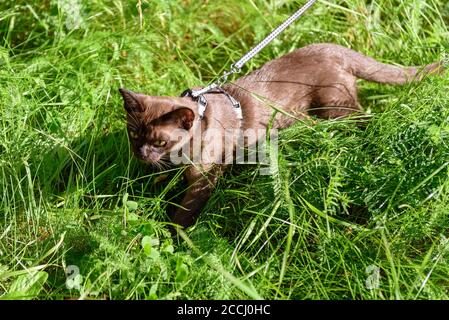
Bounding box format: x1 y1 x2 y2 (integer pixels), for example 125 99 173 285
180 87 243 120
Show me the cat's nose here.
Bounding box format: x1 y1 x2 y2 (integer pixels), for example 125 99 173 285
139 145 150 158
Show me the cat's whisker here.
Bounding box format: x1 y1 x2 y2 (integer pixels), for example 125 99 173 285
159 160 170 171
149 156 171 172
156 161 166 171
128 119 139 129
127 113 141 128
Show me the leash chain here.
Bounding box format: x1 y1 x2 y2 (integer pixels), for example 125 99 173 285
190 0 318 98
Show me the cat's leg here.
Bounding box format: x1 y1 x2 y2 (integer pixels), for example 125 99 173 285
171 163 225 230
309 74 363 119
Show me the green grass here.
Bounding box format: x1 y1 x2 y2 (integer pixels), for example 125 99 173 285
1 0 448 299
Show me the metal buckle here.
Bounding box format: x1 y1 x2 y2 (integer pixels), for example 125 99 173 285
180 88 193 98
181 87 242 120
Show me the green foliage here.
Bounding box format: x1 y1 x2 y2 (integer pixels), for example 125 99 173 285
1 271 48 300
0 0 448 299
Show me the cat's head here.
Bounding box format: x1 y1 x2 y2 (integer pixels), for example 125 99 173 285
119 88 196 166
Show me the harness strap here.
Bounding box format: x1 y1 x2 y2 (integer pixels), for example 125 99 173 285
181 88 243 120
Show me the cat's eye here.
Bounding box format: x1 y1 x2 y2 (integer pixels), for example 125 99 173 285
153 140 167 147
129 131 139 139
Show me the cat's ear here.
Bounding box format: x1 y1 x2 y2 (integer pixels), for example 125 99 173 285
162 107 195 130
119 88 144 113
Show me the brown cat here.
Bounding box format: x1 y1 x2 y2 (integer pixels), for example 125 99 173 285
119 43 444 231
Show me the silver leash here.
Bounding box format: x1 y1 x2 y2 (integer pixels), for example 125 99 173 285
190 0 318 98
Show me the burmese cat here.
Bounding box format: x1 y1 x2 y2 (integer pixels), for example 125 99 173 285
119 43 444 230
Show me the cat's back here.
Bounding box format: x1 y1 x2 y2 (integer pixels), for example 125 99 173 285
241 43 351 83
273 43 352 70
290 43 351 57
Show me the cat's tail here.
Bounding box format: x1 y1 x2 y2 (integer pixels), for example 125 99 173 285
348 49 445 85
